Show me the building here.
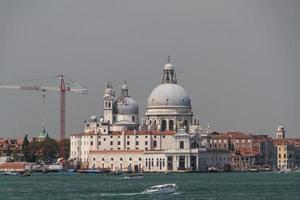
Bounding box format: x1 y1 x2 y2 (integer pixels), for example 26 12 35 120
0 138 23 162
210 132 257 171
70 57 231 172
272 125 300 169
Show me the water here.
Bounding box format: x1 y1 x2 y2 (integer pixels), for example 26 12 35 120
0 172 299 200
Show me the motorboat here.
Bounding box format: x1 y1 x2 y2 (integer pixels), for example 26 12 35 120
143 184 176 194
278 167 291 173
19 171 31 177
3 172 19 176
208 167 218 173
124 173 144 179
107 170 122 175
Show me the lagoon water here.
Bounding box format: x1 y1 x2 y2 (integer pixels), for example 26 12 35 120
0 172 300 200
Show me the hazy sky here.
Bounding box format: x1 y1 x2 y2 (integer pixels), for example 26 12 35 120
0 0 299 139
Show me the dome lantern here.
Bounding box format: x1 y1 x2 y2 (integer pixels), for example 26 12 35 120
161 56 177 84
121 80 129 97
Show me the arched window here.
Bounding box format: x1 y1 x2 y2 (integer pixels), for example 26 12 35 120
161 120 167 131
105 102 108 108
108 102 111 108
169 120 174 131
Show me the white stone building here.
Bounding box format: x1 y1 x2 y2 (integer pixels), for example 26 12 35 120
70 57 231 172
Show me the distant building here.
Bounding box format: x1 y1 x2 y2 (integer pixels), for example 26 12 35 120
276 125 286 139
0 138 23 162
272 126 300 169
211 132 258 171
70 57 231 172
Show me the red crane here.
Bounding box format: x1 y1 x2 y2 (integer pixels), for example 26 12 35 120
0 75 88 158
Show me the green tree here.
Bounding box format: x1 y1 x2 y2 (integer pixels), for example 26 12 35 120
39 138 59 161
22 134 30 149
23 141 39 162
60 138 70 159
6 145 11 157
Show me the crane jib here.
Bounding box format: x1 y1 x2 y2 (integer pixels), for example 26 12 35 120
20 86 41 90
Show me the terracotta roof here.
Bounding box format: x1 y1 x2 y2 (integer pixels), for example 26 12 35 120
212 132 252 139
272 138 300 146
89 150 144 154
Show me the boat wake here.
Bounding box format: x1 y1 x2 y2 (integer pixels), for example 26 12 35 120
100 192 142 197
100 191 179 196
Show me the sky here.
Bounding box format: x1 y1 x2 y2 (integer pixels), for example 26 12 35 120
0 0 299 139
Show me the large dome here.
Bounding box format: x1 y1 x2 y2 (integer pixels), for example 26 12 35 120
147 83 191 108
113 96 139 114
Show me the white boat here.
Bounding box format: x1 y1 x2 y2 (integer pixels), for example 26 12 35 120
278 167 291 173
3 172 19 176
143 184 176 194
124 173 144 179
46 164 63 172
208 167 218 173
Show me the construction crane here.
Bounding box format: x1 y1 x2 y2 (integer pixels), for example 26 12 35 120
0 74 88 158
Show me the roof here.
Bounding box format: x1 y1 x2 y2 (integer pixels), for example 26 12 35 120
70 131 96 137
212 132 252 139
272 138 300 147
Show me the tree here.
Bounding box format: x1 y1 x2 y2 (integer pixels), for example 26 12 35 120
60 138 70 159
22 134 30 149
39 138 59 161
23 141 39 162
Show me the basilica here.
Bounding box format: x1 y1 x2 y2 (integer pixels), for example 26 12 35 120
70 57 230 172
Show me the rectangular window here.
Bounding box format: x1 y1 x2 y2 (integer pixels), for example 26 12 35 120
118 141 121 145
127 141 130 145
153 140 157 148
180 141 184 149
145 141 148 145
136 141 139 145
110 141 113 145
90 142 93 146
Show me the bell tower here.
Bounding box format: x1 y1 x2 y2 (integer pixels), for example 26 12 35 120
276 125 286 139
103 81 114 123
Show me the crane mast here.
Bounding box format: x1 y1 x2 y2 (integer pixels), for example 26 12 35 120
0 75 87 158
59 75 66 158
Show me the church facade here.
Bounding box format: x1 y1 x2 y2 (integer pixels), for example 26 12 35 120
70 57 230 172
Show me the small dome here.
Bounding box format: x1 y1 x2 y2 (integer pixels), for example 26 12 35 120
113 96 139 114
90 116 97 122
147 83 191 108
